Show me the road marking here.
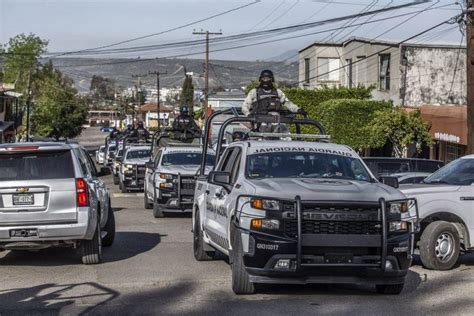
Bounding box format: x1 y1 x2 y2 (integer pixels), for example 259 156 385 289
113 193 144 198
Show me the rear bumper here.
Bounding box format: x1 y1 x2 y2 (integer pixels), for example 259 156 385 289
0 207 96 249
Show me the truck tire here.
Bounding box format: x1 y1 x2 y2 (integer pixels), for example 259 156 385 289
144 186 153 209
376 283 404 295
81 221 102 264
193 211 214 261
419 221 460 270
231 228 255 295
153 201 164 218
113 174 119 185
102 204 116 247
120 180 128 193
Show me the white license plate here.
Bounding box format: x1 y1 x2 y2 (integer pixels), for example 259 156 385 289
13 194 35 206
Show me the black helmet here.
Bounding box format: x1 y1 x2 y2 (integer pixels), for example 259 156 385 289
180 105 189 114
259 69 274 82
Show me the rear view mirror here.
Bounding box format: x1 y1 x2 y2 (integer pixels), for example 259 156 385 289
379 176 399 189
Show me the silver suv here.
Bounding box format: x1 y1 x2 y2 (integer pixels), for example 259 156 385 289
0 142 115 264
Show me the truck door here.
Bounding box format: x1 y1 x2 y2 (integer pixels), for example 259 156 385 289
205 147 241 249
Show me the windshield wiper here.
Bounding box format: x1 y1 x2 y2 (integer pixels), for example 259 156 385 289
423 180 449 185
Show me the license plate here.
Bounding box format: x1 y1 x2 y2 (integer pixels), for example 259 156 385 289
13 193 35 206
324 253 353 264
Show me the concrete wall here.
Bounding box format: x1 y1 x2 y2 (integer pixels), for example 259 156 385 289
401 46 466 107
298 45 345 88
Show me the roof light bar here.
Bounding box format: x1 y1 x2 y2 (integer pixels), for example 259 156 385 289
247 132 331 141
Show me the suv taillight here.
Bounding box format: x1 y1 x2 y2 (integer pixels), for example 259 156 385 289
76 178 89 207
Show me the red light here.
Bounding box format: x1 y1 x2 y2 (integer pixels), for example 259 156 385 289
6 146 39 151
76 178 89 207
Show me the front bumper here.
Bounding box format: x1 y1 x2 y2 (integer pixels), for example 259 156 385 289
235 196 418 285
157 189 193 211
0 207 97 250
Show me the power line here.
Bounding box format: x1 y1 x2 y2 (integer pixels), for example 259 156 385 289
247 0 286 31
260 0 301 30
51 1 260 57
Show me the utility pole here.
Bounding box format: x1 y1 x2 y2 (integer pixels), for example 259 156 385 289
467 1 474 153
193 30 222 118
131 74 147 124
149 71 167 129
25 69 32 142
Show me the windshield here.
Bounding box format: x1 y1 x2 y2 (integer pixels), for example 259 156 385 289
246 152 371 182
424 158 474 185
108 146 116 153
99 147 106 153
162 153 215 166
126 149 151 160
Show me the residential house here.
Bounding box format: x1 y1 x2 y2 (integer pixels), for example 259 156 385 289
208 91 246 110
138 103 174 128
298 37 467 162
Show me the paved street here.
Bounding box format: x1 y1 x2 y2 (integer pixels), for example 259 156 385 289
0 128 472 315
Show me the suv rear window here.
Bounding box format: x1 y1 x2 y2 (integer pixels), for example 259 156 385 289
0 150 75 181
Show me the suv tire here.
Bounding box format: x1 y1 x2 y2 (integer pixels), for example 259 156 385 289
120 180 127 193
419 221 460 270
81 220 102 264
102 203 116 247
193 211 214 261
376 283 404 295
231 228 255 294
113 174 119 185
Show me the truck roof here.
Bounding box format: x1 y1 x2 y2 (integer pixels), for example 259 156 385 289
238 140 356 157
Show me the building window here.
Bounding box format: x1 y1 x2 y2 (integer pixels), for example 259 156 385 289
445 142 465 163
304 58 310 84
379 54 390 90
317 58 340 82
345 59 353 88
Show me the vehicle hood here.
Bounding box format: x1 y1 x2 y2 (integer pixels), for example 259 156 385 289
123 158 149 165
248 178 405 202
160 164 212 176
400 184 461 197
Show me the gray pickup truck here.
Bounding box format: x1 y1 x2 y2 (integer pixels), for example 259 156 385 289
192 110 419 295
0 143 115 264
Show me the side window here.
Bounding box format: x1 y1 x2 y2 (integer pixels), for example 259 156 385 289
74 149 90 178
154 150 163 168
230 149 242 185
217 148 235 172
83 149 98 177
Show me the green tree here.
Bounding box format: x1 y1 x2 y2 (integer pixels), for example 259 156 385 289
31 64 87 140
317 99 392 148
2 33 48 95
368 108 433 157
180 75 194 113
89 75 116 108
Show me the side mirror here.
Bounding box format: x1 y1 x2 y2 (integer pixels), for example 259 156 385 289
209 171 231 189
145 161 155 170
379 176 399 189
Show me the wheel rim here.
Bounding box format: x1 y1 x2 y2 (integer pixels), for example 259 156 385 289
435 232 455 263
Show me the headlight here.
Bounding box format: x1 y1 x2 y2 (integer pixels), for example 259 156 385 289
251 218 280 230
250 198 280 211
159 182 174 188
389 221 408 232
388 201 409 214
159 173 176 180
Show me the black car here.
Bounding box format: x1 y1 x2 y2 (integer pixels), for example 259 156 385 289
363 157 444 178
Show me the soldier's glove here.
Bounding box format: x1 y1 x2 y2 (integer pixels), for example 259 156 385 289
298 108 308 116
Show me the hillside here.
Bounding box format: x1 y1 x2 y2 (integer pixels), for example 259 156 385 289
46 57 299 92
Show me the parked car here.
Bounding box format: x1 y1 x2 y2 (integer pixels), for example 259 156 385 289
100 127 113 133
363 158 444 178
393 172 432 185
119 145 151 193
96 145 106 165
400 155 474 270
144 146 215 217
0 142 115 264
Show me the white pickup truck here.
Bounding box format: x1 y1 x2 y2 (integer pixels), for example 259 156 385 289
400 155 474 270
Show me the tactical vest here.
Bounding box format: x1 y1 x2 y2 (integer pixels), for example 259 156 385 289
252 88 281 114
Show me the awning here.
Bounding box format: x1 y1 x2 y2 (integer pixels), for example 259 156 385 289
407 105 467 145
0 121 15 132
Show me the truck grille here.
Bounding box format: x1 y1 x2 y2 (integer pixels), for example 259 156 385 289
176 176 196 194
283 202 381 237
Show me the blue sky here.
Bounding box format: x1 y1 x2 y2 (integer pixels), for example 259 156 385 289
0 0 464 61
